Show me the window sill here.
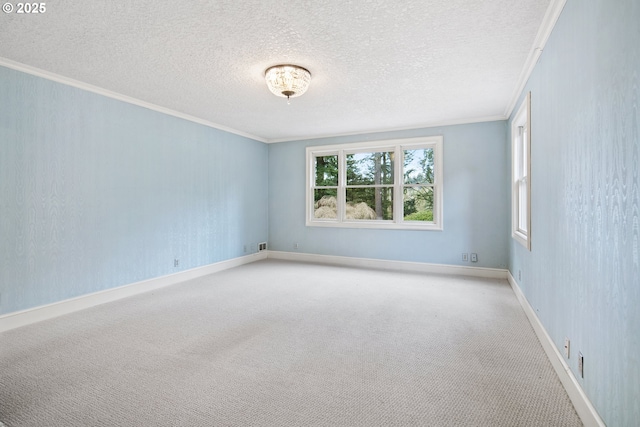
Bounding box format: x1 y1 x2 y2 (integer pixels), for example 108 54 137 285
512 231 530 250
306 220 443 231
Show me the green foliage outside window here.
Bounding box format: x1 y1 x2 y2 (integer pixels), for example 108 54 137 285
311 144 437 224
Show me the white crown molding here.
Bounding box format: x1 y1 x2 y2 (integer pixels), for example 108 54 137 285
0 57 508 145
503 0 568 119
507 271 605 427
0 57 268 144
266 115 507 144
267 251 508 279
0 252 267 333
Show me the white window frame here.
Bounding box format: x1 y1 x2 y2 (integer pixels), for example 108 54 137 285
511 92 531 250
306 136 443 230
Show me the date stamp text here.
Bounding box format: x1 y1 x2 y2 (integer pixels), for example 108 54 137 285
3 3 47 14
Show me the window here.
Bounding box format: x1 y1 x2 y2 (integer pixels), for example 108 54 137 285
306 136 443 230
512 92 531 249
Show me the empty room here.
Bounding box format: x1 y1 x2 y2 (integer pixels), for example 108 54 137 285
0 0 638 426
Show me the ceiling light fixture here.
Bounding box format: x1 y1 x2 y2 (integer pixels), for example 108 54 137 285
265 64 311 104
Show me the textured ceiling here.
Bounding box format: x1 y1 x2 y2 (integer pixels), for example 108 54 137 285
0 0 553 142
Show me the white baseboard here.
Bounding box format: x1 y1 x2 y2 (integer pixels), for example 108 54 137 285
267 251 508 279
0 250 604 427
0 252 267 333
507 272 605 427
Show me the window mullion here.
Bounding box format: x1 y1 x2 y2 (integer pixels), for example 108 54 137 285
338 149 346 223
394 145 403 223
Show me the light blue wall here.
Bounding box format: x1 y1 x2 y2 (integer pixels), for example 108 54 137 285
0 66 268 315
5 1 637 421
269 122 509 269
508 0 640 425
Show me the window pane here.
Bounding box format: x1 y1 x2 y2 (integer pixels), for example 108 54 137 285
404 148 434 184
314 189 337 219
346 187 393 220
515 127 526 179
314 155 338 186
522 128 528 171
403 187 434 222
346 152 394 185
519 134 524 178
518 180 527 231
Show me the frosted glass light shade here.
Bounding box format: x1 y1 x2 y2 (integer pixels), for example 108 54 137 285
265 64 311 99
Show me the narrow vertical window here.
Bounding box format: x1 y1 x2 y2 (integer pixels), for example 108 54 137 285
312 154 339 220
512 92 531 249
403 148 435 222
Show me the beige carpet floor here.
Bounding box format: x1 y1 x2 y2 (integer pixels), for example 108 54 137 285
0 259 582 426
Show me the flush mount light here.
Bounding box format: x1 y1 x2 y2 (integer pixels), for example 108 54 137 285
265 64 311 103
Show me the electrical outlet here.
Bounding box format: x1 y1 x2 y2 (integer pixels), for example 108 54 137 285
258 242 267 251
174 259 179 267
578 352 584 378
462 253 469 262
470 253 478 262
564 338 570 358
